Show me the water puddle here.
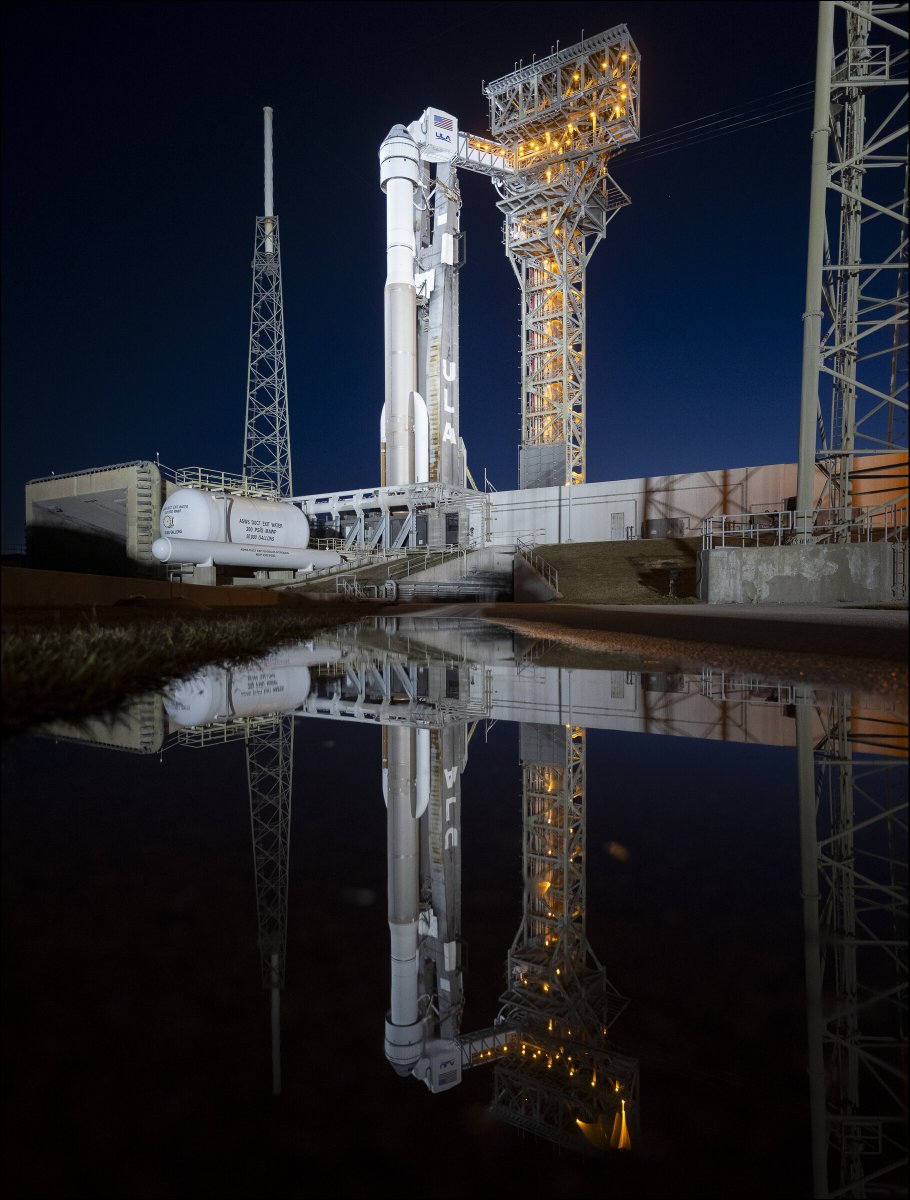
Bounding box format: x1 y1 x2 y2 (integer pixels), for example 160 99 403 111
2 616 906 1197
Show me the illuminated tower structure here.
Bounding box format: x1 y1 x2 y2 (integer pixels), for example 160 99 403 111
492 723 639 1150
797 697 908 1197
796 2 908 532
243 106 293 498
482 28 640 489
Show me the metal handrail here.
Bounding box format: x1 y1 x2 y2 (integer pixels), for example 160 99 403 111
173 466 279 499
515 538 559 592
702 505 907 549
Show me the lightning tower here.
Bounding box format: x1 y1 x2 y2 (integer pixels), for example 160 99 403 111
243 107 293 498
796 1 908 532
243 109 295 1092
797 695 908 1196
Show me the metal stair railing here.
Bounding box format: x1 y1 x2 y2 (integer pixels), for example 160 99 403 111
514 539 559 593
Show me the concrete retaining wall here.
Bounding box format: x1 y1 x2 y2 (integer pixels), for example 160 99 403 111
698 542 904 605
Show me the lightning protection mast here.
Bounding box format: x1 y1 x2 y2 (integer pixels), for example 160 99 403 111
483 28 641 490
242 108 294 1096
243 107 293 499
796 1 908 539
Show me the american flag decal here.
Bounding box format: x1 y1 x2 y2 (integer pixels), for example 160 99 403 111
433 114 454 132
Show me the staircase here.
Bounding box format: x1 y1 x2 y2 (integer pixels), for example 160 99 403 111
134 462 157 569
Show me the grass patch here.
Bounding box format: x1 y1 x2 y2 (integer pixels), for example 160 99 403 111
534 538 701 604
1 604 377 738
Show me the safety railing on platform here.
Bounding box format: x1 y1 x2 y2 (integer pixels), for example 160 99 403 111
702 505 907 549
173 466 278 499
514 538 559 593
176 715 281 747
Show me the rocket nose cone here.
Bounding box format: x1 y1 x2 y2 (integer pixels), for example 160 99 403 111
383 123 414 143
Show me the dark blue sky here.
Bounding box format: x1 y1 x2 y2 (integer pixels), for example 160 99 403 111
1 1 820 548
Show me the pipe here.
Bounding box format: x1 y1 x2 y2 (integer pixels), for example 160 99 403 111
264 106 275 253
151 536 340 571
796 2 835 535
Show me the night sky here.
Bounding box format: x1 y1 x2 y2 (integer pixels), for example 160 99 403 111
1 1 821 549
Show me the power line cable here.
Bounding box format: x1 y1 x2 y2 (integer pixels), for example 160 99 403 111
619 79 815 164
623 100 816 165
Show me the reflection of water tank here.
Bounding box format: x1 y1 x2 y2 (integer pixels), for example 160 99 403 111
164 663 312 726
160 489 310 549
164 666 228 726
163 646 339 728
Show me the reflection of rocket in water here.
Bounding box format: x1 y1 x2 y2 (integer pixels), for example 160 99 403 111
383 725 426 1075
382 718 470 1092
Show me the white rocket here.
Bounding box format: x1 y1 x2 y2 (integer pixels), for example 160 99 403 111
379 125 422 486
379 109 458 486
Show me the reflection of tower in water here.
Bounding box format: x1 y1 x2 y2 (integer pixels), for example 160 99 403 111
246 714 293 1096
798 693 908 1197
492 723 638 1151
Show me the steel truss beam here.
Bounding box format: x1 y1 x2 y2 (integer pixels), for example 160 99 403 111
798 2 908 525
243 215 292 498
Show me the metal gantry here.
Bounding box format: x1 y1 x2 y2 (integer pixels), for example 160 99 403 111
797 1 908 528
492 722 638 1150
797 695 908 1197
243 107 292 499
482 29 641 489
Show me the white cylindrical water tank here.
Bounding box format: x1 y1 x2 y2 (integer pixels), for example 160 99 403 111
160 489 310 549
159 489 225 541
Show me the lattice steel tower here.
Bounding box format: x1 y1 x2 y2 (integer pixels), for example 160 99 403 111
797 2 908 528
482 28 640 488
243 107 292 498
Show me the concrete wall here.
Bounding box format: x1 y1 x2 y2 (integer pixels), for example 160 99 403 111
698 542 904 605
25 461 169 573
388 547 514 587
